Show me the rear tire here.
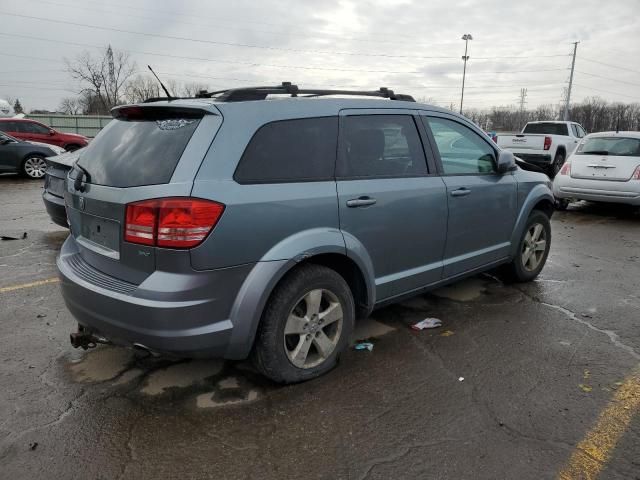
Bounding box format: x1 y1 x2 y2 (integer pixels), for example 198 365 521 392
65 144 82 152
21 155 47 179
501 211 551 283
548 151 565 178
252 264 355 384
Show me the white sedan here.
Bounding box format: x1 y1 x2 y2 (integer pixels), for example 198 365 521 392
553 131 640 208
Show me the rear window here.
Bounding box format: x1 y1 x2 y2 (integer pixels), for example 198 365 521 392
577 137 640 157
523 123 569 136
234 117 337 183
76 113 201 187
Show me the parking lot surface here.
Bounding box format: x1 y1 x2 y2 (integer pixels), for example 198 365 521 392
1 176 638 480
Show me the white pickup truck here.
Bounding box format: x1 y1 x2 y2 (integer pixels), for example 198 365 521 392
497 121 587 176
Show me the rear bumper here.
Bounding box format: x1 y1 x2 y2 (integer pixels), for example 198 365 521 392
57 236 257 358
553 176 640 205
513 153 553 165
42 191 69 228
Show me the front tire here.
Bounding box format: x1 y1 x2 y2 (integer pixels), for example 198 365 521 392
21 155 47 179
252 264 355 384
502 211 551 282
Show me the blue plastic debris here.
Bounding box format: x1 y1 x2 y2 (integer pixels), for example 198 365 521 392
354 342 374 351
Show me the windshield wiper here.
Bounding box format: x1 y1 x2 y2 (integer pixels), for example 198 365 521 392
73 165 91 192
582 150 609 155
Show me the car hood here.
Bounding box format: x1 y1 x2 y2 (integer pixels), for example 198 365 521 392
46 148 82 168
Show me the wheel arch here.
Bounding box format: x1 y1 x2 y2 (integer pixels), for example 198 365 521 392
509 185 554 258
224 229 375 360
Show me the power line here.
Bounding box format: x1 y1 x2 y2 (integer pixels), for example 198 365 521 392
579 57 640 75
0 12 571 61
573 84 640 101
575 70 640 87
0 34 570 76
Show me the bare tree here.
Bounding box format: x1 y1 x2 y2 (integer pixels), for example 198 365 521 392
66 45 136 114
124 75 161 103
58 97 82 115
181 81 209 97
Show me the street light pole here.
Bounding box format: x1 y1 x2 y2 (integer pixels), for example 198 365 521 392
460 33 473 114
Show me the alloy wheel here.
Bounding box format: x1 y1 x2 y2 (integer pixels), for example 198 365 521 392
283 288 344 369
23 157 47 179
521 223 547 271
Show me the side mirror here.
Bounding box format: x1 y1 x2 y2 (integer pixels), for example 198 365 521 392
49 129 55 136
496 150 516 174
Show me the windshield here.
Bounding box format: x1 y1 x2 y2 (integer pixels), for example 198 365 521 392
577 137 640 157
76 115 201 187
522 123 569 136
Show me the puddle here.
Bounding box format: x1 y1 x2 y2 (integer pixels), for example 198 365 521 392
432 278 487 302
69 347 134 383
195 376 262 409
140 360 224 396
113 368 144 386
352 318 396 342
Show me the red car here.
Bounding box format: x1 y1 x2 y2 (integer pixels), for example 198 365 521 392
0 118 89 151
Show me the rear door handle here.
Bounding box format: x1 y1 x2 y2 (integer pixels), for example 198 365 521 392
346 196 377 207
450 188 471 197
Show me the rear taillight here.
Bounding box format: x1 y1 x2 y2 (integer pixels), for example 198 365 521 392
559 162 571 176
125 198 224 248
632 165 640 180
491 134 498 143
544 136 552 151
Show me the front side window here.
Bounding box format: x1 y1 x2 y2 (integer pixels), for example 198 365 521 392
576 125 586 138
234 117 337 183
338 115 427 178
22 122 50 134
425 117 496 174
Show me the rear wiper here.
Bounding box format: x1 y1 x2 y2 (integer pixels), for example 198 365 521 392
73 165 91 192
582 150 609 155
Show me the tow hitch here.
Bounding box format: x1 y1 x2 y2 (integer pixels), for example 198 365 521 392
70 325 109 350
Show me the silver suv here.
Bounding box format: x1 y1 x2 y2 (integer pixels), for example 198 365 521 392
58 84 554 383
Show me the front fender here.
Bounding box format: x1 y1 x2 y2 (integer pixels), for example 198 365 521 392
509 183 554 258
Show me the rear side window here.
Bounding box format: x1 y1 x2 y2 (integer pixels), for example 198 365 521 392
523 123 569 136
234 117 337 183
0 121 18 132
338 115 427 178
76 113 201 187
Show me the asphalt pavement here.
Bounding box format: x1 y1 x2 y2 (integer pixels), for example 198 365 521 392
0 175 638 480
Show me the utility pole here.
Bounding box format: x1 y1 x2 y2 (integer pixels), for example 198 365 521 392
563 41 579 121
519 88 528 126
460 33 473 114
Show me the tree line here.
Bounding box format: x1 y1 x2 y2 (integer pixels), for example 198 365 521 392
56 45 640 134
461 98 640 133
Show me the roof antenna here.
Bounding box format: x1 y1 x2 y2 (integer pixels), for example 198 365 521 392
147 65 173 100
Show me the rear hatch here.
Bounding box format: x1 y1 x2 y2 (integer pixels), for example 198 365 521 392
64 104 221 284
570 136 640 181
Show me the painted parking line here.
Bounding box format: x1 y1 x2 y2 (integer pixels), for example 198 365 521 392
0 277 59 293
558 366 640 480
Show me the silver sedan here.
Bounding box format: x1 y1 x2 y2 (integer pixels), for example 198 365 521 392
553 131 640 208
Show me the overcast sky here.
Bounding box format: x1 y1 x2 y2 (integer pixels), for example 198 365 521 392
1 0 639 112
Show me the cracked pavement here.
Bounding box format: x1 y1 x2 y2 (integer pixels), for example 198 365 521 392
1 176 639 479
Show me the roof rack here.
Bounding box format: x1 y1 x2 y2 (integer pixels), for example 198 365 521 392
143 82 415 103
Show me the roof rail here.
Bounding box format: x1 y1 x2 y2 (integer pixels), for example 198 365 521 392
190 82 415 102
